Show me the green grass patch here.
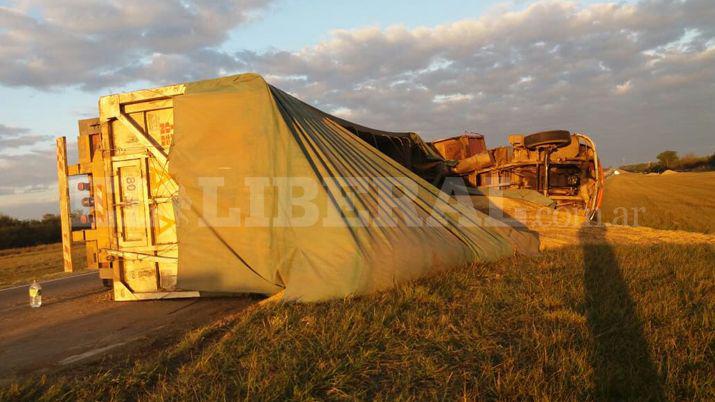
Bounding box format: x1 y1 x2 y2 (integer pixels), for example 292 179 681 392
4 238 713 400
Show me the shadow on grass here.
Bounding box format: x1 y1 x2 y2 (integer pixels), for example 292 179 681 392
579 223 665 400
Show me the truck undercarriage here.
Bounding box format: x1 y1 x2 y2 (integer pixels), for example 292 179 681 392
429 130 604 220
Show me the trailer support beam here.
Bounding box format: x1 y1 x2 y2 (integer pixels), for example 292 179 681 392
56 136 74 272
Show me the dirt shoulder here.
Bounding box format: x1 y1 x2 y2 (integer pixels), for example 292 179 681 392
0 272 256 381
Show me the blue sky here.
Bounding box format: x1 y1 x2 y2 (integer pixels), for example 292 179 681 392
227 0 512 51
225 0 628 51
0 0 712 218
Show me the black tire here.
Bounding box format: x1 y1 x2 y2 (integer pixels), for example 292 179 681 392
523 130 572 150
102 279 113 288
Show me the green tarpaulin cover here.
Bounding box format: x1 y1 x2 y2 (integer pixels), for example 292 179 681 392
169 74 536 301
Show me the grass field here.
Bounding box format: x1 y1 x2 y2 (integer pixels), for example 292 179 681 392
601 171 715 234
0 243 86 289
2 173 714 400
3 232 713 400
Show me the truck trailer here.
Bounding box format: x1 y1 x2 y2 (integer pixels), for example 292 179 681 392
56 74 599 301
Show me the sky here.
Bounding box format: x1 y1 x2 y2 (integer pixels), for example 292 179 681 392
0 0 713 218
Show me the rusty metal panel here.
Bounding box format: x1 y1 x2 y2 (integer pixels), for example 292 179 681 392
77 118 100 170
550 136 580 161
431 134 486 160
146 108 174 151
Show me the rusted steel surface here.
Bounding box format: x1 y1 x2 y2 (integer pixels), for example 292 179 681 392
429 130 603 218
430 133 486 160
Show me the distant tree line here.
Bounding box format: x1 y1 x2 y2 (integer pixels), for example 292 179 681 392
0 214 61 250
620 150 715 173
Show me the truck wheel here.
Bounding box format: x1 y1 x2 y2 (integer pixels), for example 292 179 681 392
102 279 113 288
524 130 572 150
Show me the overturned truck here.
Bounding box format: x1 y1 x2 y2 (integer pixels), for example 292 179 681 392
56 74 601 301
429 131 603 218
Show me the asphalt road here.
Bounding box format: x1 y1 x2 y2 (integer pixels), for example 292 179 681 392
0 272 253 380
0 271 102 309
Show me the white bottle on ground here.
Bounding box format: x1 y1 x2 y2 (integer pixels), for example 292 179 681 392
29 280 42 308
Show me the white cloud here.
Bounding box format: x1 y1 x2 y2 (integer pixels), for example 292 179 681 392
238 0 715 163
0 123 50 151
0 0 274 89
0 150 56 188
330 107 353 118
0 141 59 216
614 80 632 95
433 94 474 104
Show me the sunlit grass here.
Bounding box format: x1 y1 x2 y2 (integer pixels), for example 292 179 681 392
0 243 86 288
601 171 715 233
4 239 713 400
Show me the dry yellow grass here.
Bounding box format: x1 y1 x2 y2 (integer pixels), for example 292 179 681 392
601 171 715 234
485 197 715 250
0 243 86 288
3 237 712 400
2 181 713 399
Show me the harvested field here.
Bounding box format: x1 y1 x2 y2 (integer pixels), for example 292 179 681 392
0 243 87 289
600 171 715 234
482 196 715 249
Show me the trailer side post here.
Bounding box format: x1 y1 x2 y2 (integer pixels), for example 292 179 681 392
56 136 74 272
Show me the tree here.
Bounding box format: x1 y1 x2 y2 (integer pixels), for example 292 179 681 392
42 213 59 223
656 150 679 169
